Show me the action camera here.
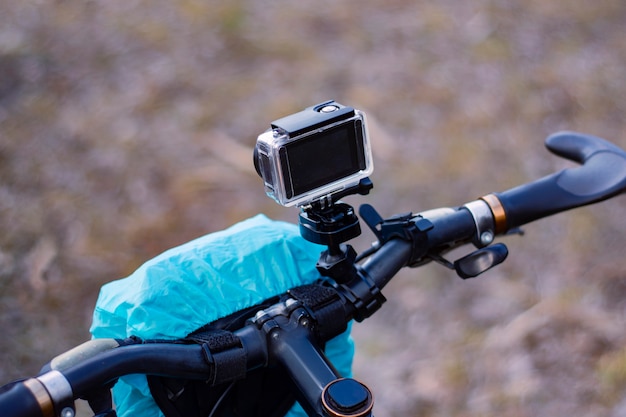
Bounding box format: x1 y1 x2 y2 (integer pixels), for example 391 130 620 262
254 100 373 207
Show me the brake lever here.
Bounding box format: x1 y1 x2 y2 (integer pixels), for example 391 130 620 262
453 243 509 279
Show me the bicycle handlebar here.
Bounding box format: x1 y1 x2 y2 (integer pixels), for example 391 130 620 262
0 380 51 417
494 131 626 230
2 131 625 417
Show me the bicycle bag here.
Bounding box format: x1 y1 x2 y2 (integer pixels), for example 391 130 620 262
90 214 354 417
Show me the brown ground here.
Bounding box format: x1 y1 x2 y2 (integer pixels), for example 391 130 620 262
1 1 625 416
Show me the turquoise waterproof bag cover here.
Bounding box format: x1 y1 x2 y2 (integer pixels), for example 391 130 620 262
90 214 354 417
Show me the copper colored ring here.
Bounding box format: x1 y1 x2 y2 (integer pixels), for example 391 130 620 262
23 378 54 417
480 194 507 234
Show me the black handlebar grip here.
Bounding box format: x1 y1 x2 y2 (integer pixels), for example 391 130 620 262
495 131 626 230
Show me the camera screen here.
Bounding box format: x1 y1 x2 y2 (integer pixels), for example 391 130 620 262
281 120 365 199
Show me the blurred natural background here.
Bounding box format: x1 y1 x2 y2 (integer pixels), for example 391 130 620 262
1 1 625 416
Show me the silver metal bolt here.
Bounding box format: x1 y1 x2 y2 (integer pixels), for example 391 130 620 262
480 231 494 246
61 407 75 417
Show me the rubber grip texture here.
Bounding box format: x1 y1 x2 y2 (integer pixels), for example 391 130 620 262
496 131 626 229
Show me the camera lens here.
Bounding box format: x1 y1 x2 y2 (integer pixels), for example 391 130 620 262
252 146 262 177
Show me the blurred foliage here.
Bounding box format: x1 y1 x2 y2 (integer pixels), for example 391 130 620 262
598 346 626 403
1 0 625 416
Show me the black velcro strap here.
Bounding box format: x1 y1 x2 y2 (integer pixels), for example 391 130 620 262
206 347 248 386
288 284 348 341
288 283 338 308
185 329 241 352
184 329 247 386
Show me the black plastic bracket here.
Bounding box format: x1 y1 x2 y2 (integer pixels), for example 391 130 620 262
359 204 433 266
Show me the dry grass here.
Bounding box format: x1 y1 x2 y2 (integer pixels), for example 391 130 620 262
1 1 625 416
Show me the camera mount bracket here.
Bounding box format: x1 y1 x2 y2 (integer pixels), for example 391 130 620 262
298 178 373 283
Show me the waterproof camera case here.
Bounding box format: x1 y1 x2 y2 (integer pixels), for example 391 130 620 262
254 101 373 207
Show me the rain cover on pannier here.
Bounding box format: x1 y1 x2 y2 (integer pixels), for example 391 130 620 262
90 214 354 417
